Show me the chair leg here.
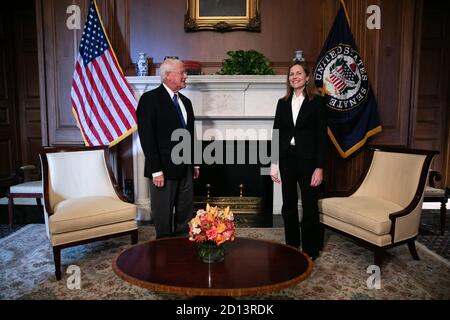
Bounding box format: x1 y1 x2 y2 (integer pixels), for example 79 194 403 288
36 197 44 215
374 248 384 269
440 199 446 235
131 229 138 244
407 240 420 260
7 194 14 229
53 247 62 280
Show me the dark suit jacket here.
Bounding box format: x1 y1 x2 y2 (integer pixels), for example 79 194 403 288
273 94 327 168
137 85 195 180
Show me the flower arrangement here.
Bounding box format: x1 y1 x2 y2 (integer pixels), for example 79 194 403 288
189 204 235 246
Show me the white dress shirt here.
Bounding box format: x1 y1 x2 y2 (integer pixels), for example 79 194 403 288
163 83 187 124
290 93 305 145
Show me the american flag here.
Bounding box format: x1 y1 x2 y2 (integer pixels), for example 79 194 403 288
71 0 137 146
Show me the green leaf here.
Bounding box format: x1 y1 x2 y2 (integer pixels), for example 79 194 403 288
219 50 275 75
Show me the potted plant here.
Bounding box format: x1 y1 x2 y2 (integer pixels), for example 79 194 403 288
219 50 275 75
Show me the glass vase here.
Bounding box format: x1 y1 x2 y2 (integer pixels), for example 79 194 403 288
198 241 225 263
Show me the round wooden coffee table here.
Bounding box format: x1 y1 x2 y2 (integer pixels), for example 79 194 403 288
112 237 313 297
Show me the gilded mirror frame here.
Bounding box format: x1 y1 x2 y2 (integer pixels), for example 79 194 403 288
184 0 261 32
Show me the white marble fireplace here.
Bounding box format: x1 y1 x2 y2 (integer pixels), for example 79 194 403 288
127 75 286 220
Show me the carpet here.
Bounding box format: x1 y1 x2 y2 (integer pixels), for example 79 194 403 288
1 224 449 300
418 209 450 259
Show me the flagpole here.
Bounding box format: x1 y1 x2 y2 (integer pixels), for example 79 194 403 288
339 0 351 25
92 0 125 76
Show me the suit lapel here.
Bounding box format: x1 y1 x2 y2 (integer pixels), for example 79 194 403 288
159 84 175 109
284 96 295 130
179 94 191 125
295 98 307 127
287 93 308 128
159 85 187 128
296 98 313 128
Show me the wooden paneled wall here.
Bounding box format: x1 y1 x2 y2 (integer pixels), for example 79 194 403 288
0 1 41 191
14 7 42 171
35 0 449 190
0 9 19 187
412 0 450 187
128 0 338 72
38 0 88 146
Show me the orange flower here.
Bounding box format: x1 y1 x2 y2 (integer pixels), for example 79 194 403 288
189 204 235 245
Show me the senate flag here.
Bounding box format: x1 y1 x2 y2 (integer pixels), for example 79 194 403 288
314 2 382 158
71 0 137 146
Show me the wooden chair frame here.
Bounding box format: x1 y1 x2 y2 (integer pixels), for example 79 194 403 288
6 165 43 228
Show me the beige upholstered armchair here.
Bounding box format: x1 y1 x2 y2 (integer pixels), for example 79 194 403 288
40 146 138 280
319 146 438 268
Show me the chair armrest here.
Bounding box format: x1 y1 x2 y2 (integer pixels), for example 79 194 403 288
428 170 442 188
15 165 39 184
111 182 131 203
20 165 37 171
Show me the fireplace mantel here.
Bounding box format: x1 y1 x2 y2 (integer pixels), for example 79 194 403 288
127 75 285 220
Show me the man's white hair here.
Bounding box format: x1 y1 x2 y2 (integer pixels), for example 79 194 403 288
160 58 183 82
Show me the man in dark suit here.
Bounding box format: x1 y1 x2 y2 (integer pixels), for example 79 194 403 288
271 61 327 260
137 58 200 238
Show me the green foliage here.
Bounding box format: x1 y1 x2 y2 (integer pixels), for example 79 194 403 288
219 50 275 75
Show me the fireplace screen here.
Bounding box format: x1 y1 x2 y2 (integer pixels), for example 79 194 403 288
193 140 272 215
